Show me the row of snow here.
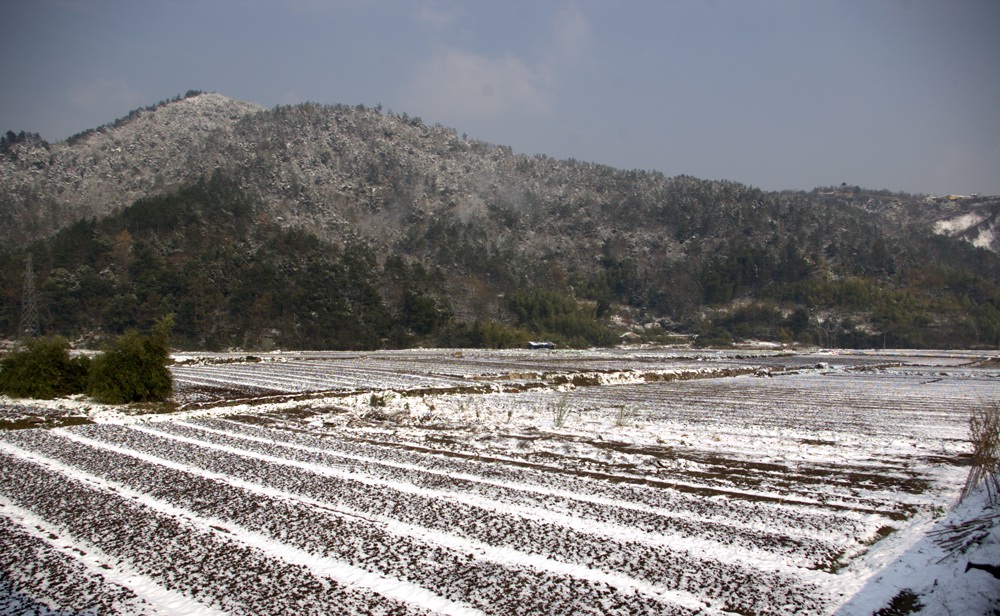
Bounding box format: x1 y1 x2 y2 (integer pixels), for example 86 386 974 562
1 350 993 614
0 419 850 614
167 348 776 405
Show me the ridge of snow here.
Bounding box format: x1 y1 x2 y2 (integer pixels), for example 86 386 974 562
0 445 227 616
1 439 484 616
131 422 834 580
53 428 719 614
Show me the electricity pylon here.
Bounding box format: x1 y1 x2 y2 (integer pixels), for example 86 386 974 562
19 253 40 339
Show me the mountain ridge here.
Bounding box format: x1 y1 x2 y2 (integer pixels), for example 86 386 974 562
2 92 999 349
4 92 995 247
1 93 265 244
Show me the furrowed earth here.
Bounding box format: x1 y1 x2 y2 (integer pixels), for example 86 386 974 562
1 348 998 615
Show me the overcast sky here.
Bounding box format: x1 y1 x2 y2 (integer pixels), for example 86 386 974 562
2 0 998 195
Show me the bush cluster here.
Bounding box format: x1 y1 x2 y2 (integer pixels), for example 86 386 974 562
87 316 173 404
437 320 529 349
0 316 173 404
0 337 89 399
506 289 617 348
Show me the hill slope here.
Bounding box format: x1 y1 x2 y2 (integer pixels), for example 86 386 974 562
0 93 265 244
2 93 999 349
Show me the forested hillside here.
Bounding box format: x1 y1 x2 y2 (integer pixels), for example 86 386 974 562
2 93 999 350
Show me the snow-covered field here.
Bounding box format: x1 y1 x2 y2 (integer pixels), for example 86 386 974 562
1 348 998 615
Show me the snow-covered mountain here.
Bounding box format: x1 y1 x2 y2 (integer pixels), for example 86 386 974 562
3 92 1000 348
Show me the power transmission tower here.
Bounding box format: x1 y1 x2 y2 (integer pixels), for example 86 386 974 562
19 253 40 339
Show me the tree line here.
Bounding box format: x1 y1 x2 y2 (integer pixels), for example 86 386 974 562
0 175 616 350
2 172 1000 350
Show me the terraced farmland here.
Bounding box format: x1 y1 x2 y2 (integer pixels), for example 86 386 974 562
1 349 996 614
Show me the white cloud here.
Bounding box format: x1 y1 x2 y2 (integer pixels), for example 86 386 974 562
69 78 144 114
403 2 590 124
405 48 550 122
414 2 463 29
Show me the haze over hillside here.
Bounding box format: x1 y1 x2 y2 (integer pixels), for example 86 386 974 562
2 92 999 350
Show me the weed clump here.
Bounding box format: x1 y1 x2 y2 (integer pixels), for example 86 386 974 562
873 589 923 616
551 394 572 428
960 402 1000 505
614 406 638 427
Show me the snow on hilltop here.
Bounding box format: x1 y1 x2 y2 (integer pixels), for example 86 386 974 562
0 92 266 242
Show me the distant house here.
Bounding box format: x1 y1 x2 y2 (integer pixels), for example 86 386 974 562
527 341 556 350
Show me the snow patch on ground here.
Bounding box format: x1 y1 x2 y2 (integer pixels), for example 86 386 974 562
973 224 996 250
835 485 1000 615
933 211 990 235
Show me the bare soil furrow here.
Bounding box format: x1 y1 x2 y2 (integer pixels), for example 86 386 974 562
204 416 893 538
2 428 701 616
172 418 873 566
0 514 150 616
0 449 442 616
68 423 831 614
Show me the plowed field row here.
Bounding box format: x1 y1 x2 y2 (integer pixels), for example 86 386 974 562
169 348 788 404
1 350 992 614
0 422 831 614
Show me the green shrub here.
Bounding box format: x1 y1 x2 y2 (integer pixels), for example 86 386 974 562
506 289 617 348
437 320 530 349
0 337 90 399
86 316 173 404
693 327 733 348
